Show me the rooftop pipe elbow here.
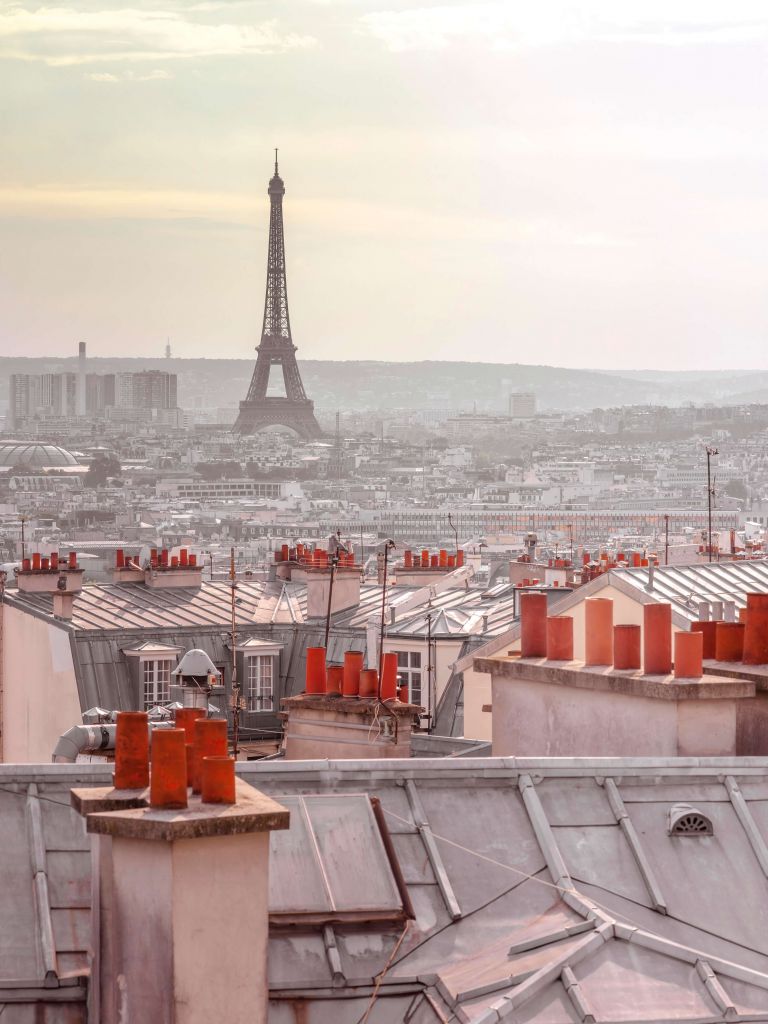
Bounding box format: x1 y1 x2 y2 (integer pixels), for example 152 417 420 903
52 724 116 763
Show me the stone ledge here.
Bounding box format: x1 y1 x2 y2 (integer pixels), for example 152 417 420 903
703 661 768 689
71 784 148 816
280 694 422 715
81 779 289 841
474 656 756 701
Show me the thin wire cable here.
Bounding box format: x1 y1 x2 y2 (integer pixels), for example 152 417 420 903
385 805 768 980
367 701 382 744
383 807 579 896
388 875 543 971
381 806 653 939
355 921 410 1024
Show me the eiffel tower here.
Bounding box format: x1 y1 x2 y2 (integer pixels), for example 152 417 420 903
234 153 322 438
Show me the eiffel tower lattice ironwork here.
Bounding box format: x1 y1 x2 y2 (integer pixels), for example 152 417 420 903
234 153 322 438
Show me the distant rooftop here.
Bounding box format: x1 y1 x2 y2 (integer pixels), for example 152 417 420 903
0 441 81 468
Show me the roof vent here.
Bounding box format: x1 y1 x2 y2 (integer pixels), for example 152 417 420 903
668 804 713 837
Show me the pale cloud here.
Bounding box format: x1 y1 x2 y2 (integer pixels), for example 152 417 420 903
83 67 172 81
135 67 173 79
0 183 624 249
361 1 768 51
0 3 316 65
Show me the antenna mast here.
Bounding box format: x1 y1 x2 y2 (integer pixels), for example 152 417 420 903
230 547 243 758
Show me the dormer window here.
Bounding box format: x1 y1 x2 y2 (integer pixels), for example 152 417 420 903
143 659 173 709
246 655 274 712
123 641 183 711
235 638 283 714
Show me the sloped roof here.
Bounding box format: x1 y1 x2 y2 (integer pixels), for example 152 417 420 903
250 756 768 1023
0 766 96 1020
6 577 528 645
9 758 768 1023
456 561 768 672
4 579 305 632
612 558 768 619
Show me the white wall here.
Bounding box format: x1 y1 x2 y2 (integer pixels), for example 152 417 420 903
462 665 492 741
382 637 462 718
2 605 82 762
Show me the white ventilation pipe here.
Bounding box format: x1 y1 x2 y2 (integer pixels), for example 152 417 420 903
52 724 116 763
52 720 172 761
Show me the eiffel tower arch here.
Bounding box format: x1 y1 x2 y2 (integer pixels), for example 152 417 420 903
234 154 322 439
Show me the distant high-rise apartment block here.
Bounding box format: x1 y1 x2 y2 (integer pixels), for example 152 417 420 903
10 371 77 427
8 369 176 428
85 372 116 413
509 392 537 418
116 370 177 411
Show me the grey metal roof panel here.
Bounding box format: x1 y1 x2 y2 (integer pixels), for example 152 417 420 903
270 794 403 919
611 559 768 620
268 994 444 1024
624 798 768 956
0 787 43 984
5 580 270 632
574 940 723 1021
501 980 580 1024
413 783 546 914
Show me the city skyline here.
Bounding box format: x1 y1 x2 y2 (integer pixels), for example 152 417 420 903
3 0 768 369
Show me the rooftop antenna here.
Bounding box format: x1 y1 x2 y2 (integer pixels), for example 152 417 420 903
229 547 244 757
165 337 171 359
705 445 719 563
448 512 459 561
274 147 279 174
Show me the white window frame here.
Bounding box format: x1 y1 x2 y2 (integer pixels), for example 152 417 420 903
246 654 274 712
396 650 423 708
142 658 173 710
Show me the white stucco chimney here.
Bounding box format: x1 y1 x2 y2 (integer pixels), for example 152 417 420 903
72 726 289 1024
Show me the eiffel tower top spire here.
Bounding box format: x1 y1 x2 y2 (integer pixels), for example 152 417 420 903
263 148 290 341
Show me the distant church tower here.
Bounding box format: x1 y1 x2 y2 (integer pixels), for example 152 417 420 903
234 154 321 439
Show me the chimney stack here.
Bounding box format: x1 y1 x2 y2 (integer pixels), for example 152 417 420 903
72 713 289 1024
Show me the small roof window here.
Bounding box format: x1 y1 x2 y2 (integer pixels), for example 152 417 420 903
269 794 407 925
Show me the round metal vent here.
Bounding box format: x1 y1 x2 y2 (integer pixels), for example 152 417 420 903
668 803 713 837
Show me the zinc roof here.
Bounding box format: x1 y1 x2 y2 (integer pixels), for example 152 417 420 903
10 758 768 1023
5 580 282 632
611 558 768 620
6 577 527 642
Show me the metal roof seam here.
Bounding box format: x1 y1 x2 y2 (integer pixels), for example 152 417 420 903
26 784 59 985
602 778 668 915
723 776 768 879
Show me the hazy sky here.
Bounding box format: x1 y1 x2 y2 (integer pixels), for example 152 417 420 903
2 1 768 369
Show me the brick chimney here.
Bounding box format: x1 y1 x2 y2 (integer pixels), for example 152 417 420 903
16 551 84 594
395 548 465 586
144 548 203 589
276 545 362 617
280 647 421 758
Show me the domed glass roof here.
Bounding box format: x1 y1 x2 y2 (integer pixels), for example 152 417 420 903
0 442 81 468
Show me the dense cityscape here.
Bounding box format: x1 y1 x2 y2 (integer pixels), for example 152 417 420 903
6 3 768 1019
